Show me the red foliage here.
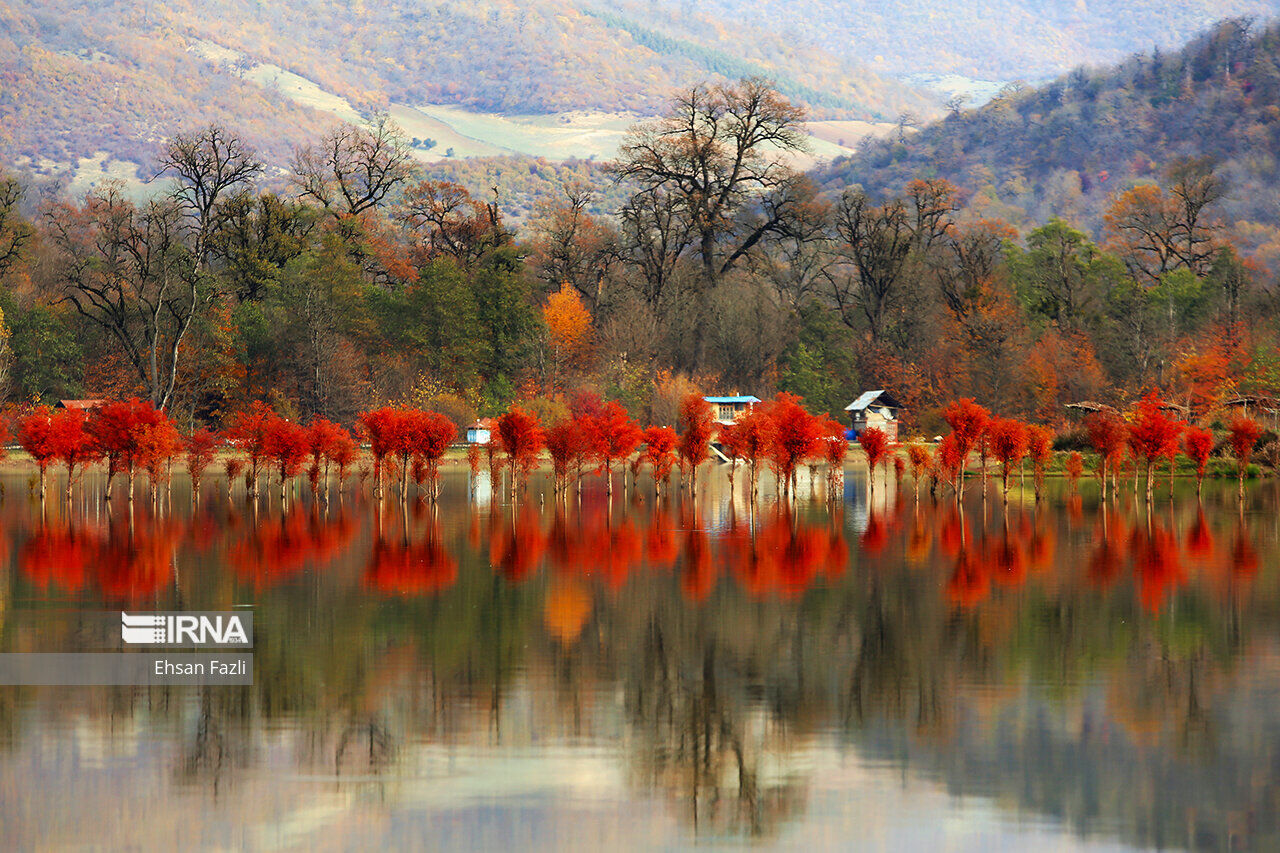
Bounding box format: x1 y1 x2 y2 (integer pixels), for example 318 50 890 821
359 407 457 498
24 408 99 498
1084 409 1128 490
936 434 964 491
225 401 276 493
1065 451 1084 489
942 398 990 490
765 393 821 493
727 406 776 495
305 418 349 494
545 419 586 492
1127 393 1184 485
136 415 181 493
1228 416 1262 471
579 400 641 493
907 444 932 480
184 429 219 494
262 415 309 489
987 418 1029 496
676 394 715 489
87 397 166 491
858 426 890 471
1026 424 1054 498
497 407 545 486
641 425 678 484
1183 426 1214 490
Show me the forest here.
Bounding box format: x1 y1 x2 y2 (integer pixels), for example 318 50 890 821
825 19 1280 237
0 73 1275 453
0 0 931 180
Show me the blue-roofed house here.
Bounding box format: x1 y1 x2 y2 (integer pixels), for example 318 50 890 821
845 390 901 441
704 395 761 425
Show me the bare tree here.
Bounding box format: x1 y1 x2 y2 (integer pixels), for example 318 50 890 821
0 176 33 280
610 78 808 289
292 116 416 219
617 186 695 309
528 183 619 311
828 190 917 343
158 125 263 269
44 185 205 408
747 177 834 310
396 179 507 269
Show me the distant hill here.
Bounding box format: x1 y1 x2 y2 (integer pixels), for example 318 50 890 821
814 18 1280 232
688 0 1280 82
0 0 933 190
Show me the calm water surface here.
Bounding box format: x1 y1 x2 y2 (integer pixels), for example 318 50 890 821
1 469 1278 851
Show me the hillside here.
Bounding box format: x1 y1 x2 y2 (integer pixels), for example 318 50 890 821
816 18 1280 232
0 0 933 190
691 0 1280 81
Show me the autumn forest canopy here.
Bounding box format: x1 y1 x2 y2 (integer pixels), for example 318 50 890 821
3 29 1280 436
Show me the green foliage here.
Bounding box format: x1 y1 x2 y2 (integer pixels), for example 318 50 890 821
9 305 82 403
777 306 859 420
370 259 482 392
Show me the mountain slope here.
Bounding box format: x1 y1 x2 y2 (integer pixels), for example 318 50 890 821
0 0 933 186
688 0 1280 81
815 18 1280 230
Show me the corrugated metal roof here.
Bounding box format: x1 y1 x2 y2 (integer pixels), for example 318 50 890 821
703 396 761 404
844 390 886 411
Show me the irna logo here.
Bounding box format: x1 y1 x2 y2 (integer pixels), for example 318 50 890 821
121 612 252 646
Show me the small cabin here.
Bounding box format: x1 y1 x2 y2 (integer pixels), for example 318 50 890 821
845 390 901 442
466 419 493 445
704 395 761 426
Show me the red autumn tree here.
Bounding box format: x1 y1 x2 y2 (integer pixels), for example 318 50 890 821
580 400 641 497
936 434 964 497
1084 410 1128 500
942 398 990 498
17 406 59 501
820 416 848 501
1127 392 1184 502
262 415 309 501
642 425 678 496
987 418 1029 502
497 407 544 494
1026 425 1054 502
136 415 181 500
1183 426 1214 498
46 408 97 502
413 412 458 501
224 457 244 499
225 401 276 499
1227 416 1262 500
767 393 822 498
330 431 358 496
906 444 932 501
357 407 398 500
858 426 890 498
545 420 586 498
1065 451 1084 494
184 429 219 502
718 421 745 490
730 406 776 502
676 394 715 495
305 419 349 500
87 397 164 499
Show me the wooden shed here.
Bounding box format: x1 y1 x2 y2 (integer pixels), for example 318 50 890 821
845 390 901 442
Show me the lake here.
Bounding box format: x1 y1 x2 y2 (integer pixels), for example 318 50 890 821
0 467 1277 850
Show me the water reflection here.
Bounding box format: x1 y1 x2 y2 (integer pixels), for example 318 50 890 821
1 475 1280 849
